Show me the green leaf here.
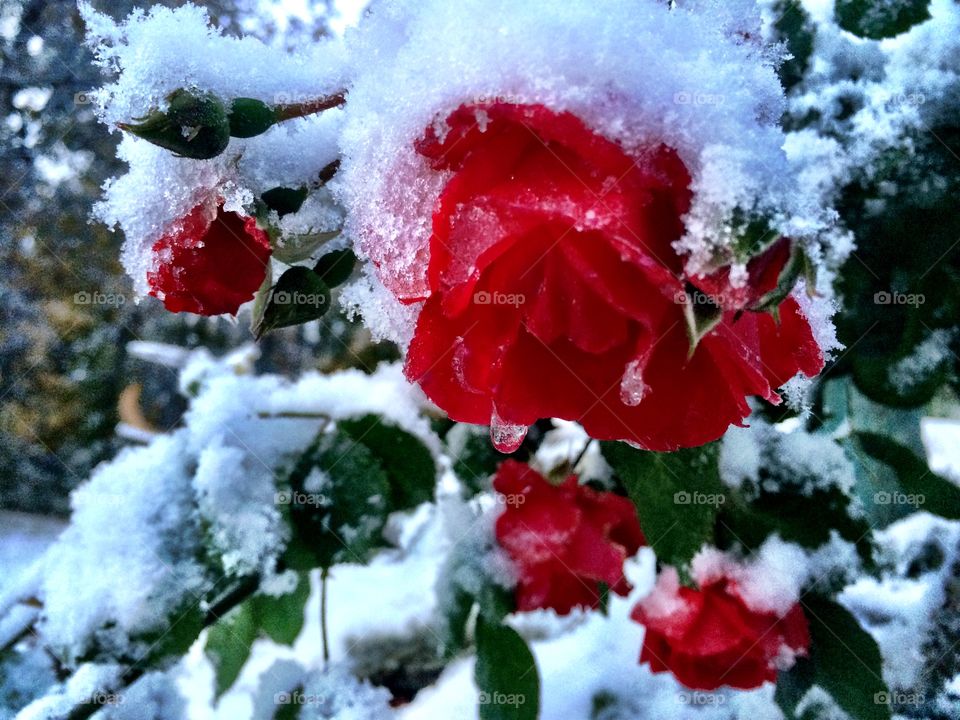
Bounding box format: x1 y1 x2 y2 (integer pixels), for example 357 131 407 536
259 186 308 218
717 484 875 567
313 249 356 288
141 604 205 666
285 429 391 568
681 289 723 356
474 618 539 720
773 0 816 91
338 414 437 511
206 604 258 698
271 230 341 265
249 572 310 646
601 441 722 572
774 651 816 719
798 595 891 720
835 0 931 40
254 267 331 338
855 432 960 521
447 423 501 496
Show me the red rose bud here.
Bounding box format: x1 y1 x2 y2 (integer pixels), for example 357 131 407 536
148 202 271 316
493 460 644 615
631 569 810 690
119 90 231 160
403 103 824 451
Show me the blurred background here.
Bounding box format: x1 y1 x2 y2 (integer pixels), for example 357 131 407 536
0 0 384 519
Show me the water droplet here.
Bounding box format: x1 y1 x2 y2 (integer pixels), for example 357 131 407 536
490 408 527 453
620 358 647 406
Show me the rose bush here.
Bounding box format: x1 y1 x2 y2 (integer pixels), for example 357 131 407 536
148 202 271 316
493 459 644 615
403 103 824 451
631 570 810 690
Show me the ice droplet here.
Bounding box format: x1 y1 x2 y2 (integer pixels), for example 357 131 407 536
620 358 647 406
490 408 527 453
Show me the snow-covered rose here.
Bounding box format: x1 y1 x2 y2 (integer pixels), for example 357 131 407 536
493 459 644 615
148 201 271 316
632 569 810 690
402 103 824 451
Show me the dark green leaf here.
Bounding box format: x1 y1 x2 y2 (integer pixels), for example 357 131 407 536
448 423 501 496
774 652 816 719
338 414 437 511
717 484 874 567
285 429 391 568
601 441 723 571
260 186 308 218
255 267 331 338
313 249 356 288
835 0 931 40
855 432 960 521
773 0 816 90
474 618 539 720
250 572 310 646
141 604 205 666
800 595 891 720
206 604 257 698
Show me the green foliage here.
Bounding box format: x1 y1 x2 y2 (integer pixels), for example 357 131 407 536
204 573 310 697
835 0 931 40
259 186 309 218
601 441 722 574
718 483 874 567
776 596 891 720
338 414 438 510
206 604 258 698
834 126 960 408
313 249 357 288
474 618 539 720
855 432 960 522
285 429 391 568
254 267 331 338
774 1 816 91
282 416 437 568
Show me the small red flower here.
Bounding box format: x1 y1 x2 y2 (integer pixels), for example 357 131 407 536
631 571 810 690
493 460 644 615
403 102 824 451
148 202 271 316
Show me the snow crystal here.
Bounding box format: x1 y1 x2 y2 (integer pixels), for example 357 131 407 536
38 434 208 665
335 0 826 341
82 2 348 298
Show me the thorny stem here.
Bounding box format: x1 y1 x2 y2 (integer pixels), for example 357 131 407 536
274 92 346 123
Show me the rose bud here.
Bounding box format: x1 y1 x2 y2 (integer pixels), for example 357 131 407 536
119 89 231 160
148 202 271 316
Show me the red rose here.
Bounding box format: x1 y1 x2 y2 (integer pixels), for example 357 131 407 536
631 572 810 690
148 202 271 316
493 459 644 615
403 103 823 452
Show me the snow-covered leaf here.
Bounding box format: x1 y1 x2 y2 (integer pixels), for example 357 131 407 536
338 414 437 511
835 0 931 40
